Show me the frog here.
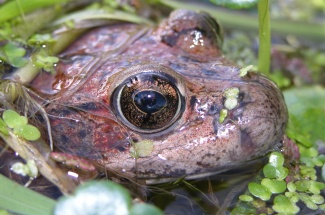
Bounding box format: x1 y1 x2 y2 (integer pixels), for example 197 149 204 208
30 9 288 184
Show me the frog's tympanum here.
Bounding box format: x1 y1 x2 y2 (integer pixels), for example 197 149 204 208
31 10 287 183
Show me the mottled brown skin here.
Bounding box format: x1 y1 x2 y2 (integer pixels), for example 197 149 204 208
31 10 287 183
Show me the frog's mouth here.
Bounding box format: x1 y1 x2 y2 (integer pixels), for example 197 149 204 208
143 156 268 185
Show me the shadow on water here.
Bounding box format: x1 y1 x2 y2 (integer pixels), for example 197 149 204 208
147 158 267 215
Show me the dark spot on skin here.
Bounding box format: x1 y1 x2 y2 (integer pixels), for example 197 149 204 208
168 62 187 71
113 141 129 152
78 130 87 138
60 134 69 143
190 96 197 111
75 102 99 111
52 107 73 117
169 168 186 177
208 103 218 115
212 117 218 134
179 55 200 63
196 161 211 168
240 129 255 154
202 68 218 76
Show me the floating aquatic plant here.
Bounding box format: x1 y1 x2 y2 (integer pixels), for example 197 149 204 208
1 110 41 141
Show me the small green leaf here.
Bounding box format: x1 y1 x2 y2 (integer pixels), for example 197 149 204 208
130 204 163 215
263 164 288 179
27 34 56 46
309 181 325 195
54 181 131 215
261 178 287 194
224 98 238 110
2 43 26 57
268 151 285 167
272 195 300 214
0 118 9 135
248 182 272 201
295 180 310 192
239 65 253 77
224 87 239 98
219 109 228 123
287 182 296 192
11 160 38 178
7 56 28 68
14 124 41 141
2 110 28 129
299 193 318 210
239 195 253 202
310 194 325 205
130 140 154 158
209 0 258 9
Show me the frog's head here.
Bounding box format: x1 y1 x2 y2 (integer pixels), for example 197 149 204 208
104 10 287 182
31 9 287 183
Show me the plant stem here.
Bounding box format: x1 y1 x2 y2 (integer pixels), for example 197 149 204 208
257 0 270 75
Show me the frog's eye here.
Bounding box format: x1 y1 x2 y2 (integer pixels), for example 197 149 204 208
112 71 184 133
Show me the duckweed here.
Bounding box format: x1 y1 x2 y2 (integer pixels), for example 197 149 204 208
272 195 300 214
0 43 27 68
2 109 28 129
232 149 325 214
239 194 253 202
1 110 41 141
248 182 272 201
14 124 41 141
261 178 286 194
0 118 9 135
218 108 228 123
130 139 154 158
223 87 239 110
239 64 253 77
11 160 38 178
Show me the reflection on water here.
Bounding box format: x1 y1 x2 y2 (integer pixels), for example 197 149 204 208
147 158 267 215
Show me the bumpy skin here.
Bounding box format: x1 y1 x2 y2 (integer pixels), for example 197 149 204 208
31 10 287 183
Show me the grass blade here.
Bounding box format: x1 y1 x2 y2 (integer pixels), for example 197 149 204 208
0 174 56 215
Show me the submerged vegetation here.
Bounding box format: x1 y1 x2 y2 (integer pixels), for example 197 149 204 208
0 0 324 214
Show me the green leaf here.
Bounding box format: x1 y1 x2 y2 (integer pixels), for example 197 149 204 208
7 56 28 68
0 118 9 135
248 182 272 201
261 178 287 194
54 181 131 215
263 164 288 179
3 43 26 57
284 86 325 146
2 110 28 129
0 0 69 23
209 0 258 9
239 194 254 202
14 124 41 141
130 204 163 215
268 151 285 167
130 140 154 158
0 174 56 215
272 195 300 214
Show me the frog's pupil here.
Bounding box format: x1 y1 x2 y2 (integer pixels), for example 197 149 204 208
134 90 166 114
